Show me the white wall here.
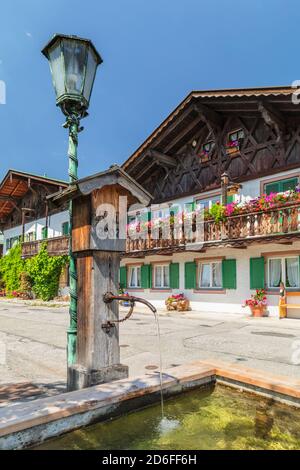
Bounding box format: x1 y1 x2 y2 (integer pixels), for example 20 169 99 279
122 241 300 318
3 210 69 255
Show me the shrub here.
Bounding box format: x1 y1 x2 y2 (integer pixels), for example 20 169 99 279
26 243 68 301
0 244 25 295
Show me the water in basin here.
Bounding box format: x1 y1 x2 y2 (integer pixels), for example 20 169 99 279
33 384 300 450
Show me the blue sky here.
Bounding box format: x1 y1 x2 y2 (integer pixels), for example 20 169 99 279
0 0 299 181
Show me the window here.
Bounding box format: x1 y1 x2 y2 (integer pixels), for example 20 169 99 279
264 177 298 196
128 265 141 288
228 128 244 143
62 221 69 236
154 264 170 288
28 231 36 242
198 261 222 289
267 257 299 289
195 195 221 211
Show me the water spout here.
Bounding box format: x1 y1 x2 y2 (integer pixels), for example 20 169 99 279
102 292 165 418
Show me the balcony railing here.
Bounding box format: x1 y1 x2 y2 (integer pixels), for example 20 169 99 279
21 235 69 258
126 201 300 254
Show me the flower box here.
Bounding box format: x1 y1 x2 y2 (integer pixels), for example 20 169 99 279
200 153 210 163
226 146 240 156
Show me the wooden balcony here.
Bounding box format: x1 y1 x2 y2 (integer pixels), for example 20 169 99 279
21 235 69 258
126 201 300 256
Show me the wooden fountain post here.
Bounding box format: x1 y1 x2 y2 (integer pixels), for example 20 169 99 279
48 166 152 391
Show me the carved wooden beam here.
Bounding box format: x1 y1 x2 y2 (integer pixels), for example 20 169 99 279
134 160 156 180
258 101 285 142
193 103 223 132
0 196 21 202
149 150 177 168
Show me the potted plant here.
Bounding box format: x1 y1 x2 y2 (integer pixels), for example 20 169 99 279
165 293 190 312
244 289 268 317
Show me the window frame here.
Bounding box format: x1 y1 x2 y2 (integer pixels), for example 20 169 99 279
228 128 244 144
153 263 170 289
263 176 299 196
195 194 221 211
202 140 215 154
127 265 142 289
267 256 300 290
197 260 223 289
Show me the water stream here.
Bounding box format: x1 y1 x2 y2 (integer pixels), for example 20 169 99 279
153 310 164 418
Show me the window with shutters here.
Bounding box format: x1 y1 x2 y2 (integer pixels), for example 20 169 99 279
198 261 222 289
153 264 170 288
264 177 299 195
128 265 141 288
267 256 299 289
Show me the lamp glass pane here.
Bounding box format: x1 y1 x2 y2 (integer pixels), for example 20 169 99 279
63 39 86 95
48 42 65 98
83 47 98 101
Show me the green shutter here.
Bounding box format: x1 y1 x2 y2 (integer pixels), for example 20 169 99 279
281 177 298 192
222 259 237 289
140 209 151 222
42 227 48 239
141 264 152 288
62 222 69 236
265 181 280 195
170 263 179 289
119 266 127 289
250 257 265 289
185 261 196 289
265 177 298 195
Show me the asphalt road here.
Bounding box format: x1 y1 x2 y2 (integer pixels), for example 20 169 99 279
0 301 300 403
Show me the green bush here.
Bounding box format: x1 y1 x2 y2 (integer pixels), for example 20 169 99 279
0 244 25 294
0 242 69 301
26 243 68 301
209 203 226 223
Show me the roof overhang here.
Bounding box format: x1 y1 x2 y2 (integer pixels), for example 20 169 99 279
47 165 153 207
0 170 68 223
122 85 300 172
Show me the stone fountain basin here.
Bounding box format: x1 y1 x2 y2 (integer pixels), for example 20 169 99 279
1 360 300 450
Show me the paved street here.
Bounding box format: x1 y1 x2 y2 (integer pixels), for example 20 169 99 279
1 300 300 404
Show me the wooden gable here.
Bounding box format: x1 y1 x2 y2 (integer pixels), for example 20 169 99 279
123 87 300 202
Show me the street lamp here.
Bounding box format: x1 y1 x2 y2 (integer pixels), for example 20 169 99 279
42 34 102 371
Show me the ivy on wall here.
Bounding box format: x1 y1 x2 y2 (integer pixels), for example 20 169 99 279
0 243 69 301
0 244 25 293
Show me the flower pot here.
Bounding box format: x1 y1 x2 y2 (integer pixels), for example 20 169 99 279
226 146 240 157
250 305 267 317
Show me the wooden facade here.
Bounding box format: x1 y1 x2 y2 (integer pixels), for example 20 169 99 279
0 170 69 257
0 170 68 232
21 235 69 258
123 87 300 203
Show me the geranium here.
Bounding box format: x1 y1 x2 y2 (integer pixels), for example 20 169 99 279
226 139 239 149
224 202 239 217
166 293 185 304
244 289 267 308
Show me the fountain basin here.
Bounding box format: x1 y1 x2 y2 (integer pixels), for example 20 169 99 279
1 360 300 450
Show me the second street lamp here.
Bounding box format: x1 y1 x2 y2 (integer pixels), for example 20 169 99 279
42 34 102 375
